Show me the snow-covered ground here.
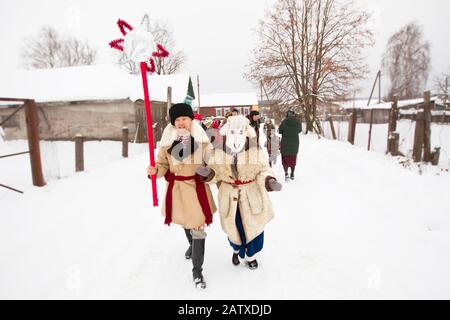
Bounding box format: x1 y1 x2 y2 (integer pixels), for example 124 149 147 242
322 120 450 169
1 136 450 299
0 140 148 199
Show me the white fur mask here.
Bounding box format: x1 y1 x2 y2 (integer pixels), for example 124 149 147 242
219 115 257 153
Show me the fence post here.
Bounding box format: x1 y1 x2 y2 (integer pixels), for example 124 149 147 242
391 95 398 132
423 91 432 162
367 108 374 151
431 147 440 166
75 134 84 172
328 114 337 140
122 127 129 158
24 99 46 187
413 112 424 162
388 132 400 156
347 108 357 145
386 96 398 154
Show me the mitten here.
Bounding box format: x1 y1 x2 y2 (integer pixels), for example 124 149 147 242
268 178 282 192
196 166 212 177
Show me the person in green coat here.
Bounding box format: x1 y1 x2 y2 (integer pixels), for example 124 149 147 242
278 110 302 181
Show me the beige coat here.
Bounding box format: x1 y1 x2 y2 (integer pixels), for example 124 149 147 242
155 121 217 229
207 146 275 244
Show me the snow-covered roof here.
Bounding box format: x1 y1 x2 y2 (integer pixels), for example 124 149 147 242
200 92 258 108
338 99 390 110
400 109 448 116
0 65 193 105
339 96 440 110
397 97 438 108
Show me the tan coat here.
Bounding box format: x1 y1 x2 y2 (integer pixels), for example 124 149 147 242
207 146 275 244
155 121 217 229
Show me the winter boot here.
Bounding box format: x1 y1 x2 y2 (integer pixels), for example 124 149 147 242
184 228 193 259
285 173 290 182
247 260 259 270
191 230 207 289
290 173 295 181
232 252 240 266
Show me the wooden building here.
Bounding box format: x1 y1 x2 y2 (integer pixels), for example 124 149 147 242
0 66 195 143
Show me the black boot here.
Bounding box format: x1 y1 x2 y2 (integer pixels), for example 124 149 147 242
184 229 193 260
247 260 258 270
192 238 206 289
290 173 295 181
232 253 240 266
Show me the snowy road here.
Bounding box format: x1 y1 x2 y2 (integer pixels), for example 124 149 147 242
1 135 449 299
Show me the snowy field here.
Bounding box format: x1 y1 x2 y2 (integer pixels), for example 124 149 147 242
322 119 450 169
1 136 450 299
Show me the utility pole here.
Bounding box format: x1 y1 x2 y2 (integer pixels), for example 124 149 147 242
367 70 381 106
378 70 382 104
445 76 448 106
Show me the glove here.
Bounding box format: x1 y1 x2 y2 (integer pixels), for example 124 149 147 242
268 179 282 192
196 166 212 178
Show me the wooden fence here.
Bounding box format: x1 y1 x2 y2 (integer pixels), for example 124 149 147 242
326 91 444 165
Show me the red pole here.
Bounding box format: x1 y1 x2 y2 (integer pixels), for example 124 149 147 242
140 62 158 207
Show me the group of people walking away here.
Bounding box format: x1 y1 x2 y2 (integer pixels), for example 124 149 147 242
147 103 301 289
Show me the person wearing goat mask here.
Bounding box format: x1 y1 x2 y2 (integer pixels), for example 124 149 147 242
196 115 282 270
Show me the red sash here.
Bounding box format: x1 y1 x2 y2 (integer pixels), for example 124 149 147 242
225 180 255 186
164 172 213 226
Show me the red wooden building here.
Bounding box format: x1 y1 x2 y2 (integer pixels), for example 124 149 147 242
198 92 258 118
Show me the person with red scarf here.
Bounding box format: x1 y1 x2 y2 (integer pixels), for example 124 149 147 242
147 103 216 289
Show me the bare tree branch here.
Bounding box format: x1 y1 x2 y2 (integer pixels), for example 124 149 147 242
245 0 374 134
21 26 97 69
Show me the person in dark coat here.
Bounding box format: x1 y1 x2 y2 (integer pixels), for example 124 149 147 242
278 110 302 181
247 110 262 145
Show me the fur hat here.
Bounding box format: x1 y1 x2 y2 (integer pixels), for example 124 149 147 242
249 110 260 117
169 103 194 125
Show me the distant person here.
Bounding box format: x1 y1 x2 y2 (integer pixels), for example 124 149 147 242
264 131 280 168
194 113 207 131
263 119 280 167
231 109 239 116
278 110 302 181
220 111 233 128
263 119 276 136
247 110 262 145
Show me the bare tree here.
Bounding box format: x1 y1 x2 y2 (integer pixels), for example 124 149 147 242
118 16 186 75
434 72 449 104
383 21 431 100
246 0 374 133
151 21 187 75
21 26 96 69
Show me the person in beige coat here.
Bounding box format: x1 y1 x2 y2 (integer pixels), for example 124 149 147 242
196 115 282 270
147 103 217 289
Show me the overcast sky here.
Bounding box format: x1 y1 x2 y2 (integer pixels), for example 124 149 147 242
1 0 449 97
